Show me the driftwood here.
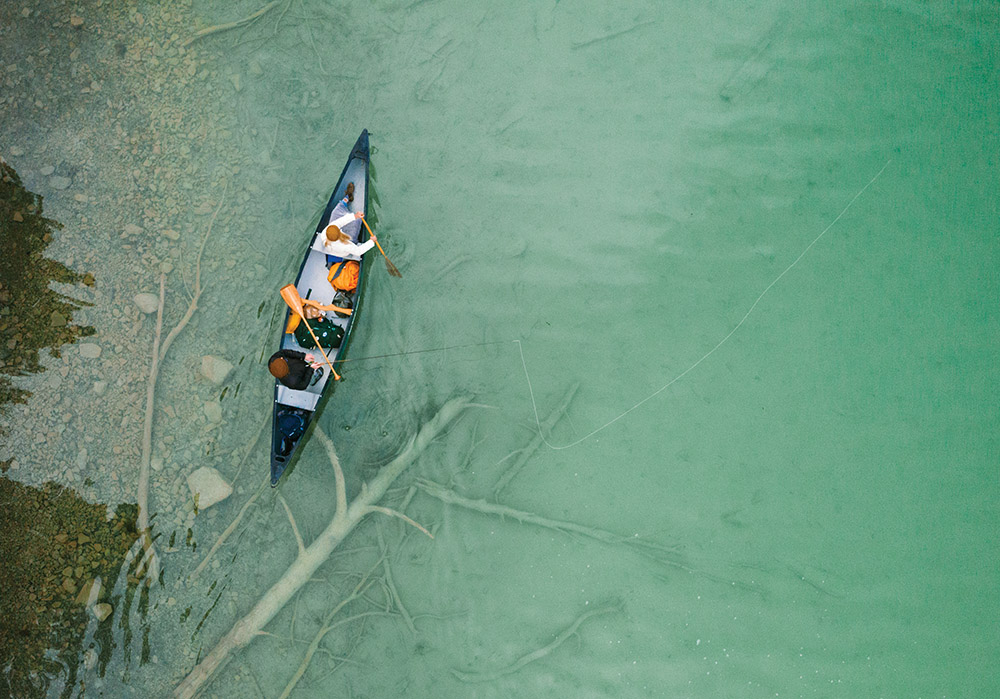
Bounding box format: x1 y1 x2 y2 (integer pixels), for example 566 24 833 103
173 397 469 699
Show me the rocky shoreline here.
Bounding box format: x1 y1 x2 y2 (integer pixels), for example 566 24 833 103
1 0 296 692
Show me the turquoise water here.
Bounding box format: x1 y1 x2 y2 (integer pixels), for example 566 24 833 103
2 0 998 696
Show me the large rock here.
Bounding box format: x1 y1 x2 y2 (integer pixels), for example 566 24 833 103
200 355 233 385
186 467 232 510
203 400 222 423
134 293 159 314
78 342 102 359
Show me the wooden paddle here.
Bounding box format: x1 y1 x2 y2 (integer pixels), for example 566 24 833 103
279 284 341 381
360 216 401 278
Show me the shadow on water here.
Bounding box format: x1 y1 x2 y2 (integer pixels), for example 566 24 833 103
0 158 94 420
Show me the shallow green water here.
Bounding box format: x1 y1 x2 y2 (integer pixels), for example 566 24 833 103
2 0 998 696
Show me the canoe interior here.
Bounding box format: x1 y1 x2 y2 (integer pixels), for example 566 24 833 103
270 130 370 486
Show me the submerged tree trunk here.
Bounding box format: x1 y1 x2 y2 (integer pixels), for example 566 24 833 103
174 397 469 699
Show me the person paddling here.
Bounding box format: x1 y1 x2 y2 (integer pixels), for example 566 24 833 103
321 216 377 260
268 349 324 390
319 182 378 261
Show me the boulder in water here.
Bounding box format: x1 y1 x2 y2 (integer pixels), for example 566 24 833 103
186 467 232 510
134 293 159 314
92 603 113 622
200 355 233 385
78 343 101 359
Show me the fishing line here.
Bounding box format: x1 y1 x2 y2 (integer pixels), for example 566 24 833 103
334 340 511 364
518 160 893 451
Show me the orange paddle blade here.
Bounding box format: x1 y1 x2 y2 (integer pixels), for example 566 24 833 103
360 218 402 278
279 284 305 317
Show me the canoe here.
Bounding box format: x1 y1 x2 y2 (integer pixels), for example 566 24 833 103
270 130 371 486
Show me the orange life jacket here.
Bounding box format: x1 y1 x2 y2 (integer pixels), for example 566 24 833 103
328 260 360 292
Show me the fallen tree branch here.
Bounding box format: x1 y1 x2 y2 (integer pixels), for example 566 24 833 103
135 186 224 585
189 474 268 580
135 274 167 584
452 605 618 682
183 0 282 47
417 479 685 567
376 515 416 635
277 557 383 699
493 383 578 497
364 506 433 539
277 494 305 556
174 397 470 699
315 427 346 520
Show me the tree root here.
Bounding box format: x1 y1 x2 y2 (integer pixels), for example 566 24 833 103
183 0 283 47
493 383 579 497
173 397 470 699
451 604 618 682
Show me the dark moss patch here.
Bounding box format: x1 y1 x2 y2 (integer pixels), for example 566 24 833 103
0 478 139 697
0 159 94 414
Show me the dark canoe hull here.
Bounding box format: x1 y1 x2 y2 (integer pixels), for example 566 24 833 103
269 130 371 486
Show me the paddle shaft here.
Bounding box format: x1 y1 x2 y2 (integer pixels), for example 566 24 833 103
299 316 341 381
361 218 391 262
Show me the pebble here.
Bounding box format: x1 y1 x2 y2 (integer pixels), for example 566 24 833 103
134 292 160 314
160 261 173 274
78 343 102 359
40 165 55 176
50 310 68 327
93 380 107 395
70 15 84 27
10 146 24 156
124 223 144 237
162 228 180 240
50 175 72 190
